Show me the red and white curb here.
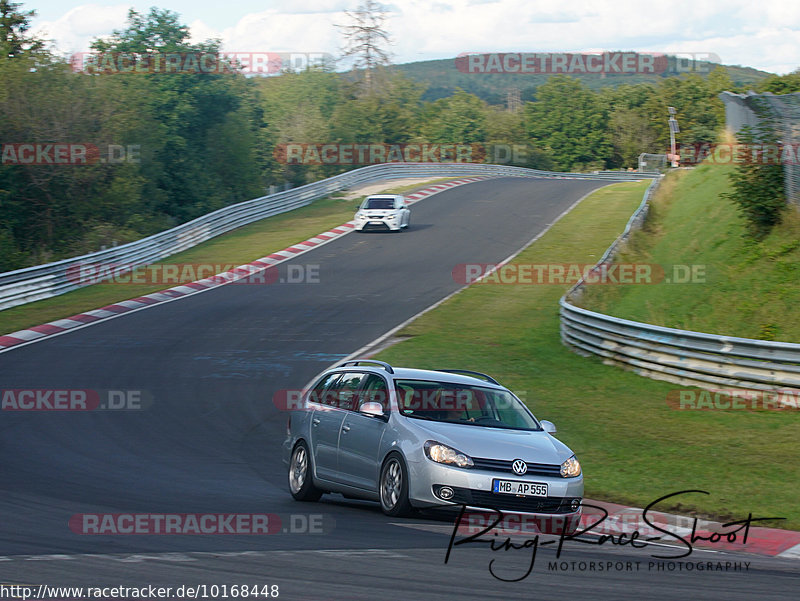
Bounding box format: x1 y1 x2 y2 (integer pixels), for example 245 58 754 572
579 499 800 559
0 178 486 353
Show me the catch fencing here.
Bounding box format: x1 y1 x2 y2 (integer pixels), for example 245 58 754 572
720 90 800 205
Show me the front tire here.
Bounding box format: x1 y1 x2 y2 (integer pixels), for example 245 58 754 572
288 441 322 502
379 453 413 517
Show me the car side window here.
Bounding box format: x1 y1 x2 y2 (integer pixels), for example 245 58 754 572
308 372 342 406
334 372 365 411
396 384 416 414
358 374 389 412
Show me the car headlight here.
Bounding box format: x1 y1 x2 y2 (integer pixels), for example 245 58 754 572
560 455 581 477
424 441 473 468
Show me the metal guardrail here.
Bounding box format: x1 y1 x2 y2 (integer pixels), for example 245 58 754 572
559 177 800 394
0 163 653 311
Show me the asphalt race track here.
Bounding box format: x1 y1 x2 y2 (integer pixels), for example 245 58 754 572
1 177 797 600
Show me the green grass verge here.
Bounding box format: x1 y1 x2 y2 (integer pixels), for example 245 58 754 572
374 178 799 529
0 177 454 336
579 163 800 342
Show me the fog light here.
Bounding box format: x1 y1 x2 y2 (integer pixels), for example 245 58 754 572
438 486 455 500
571 498 581 511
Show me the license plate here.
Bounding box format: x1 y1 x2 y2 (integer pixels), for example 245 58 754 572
493 479 548 497
369 221 383 225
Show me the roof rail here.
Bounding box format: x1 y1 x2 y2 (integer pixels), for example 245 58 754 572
338 359 395 374
437 369 499 385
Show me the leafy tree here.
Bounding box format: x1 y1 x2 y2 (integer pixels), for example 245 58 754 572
484 107 548 167
332 73 424 144
0 0 42 59
722 118 786 240
256 68 344 184
421 88 487 144
697 66 737 136
654 74 724 144
0 53 147 258
89 8 263 222
600 84 661 167
524 76 612 171
91 8 194 53
0 227 26 271
757 69 800 94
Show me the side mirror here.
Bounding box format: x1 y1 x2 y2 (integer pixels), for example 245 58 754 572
540 420 557 434
360 401 387 420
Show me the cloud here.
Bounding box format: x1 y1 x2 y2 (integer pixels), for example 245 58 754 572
275 0 350 15
193 9 340 55
673 29 800 76
31 4 131 55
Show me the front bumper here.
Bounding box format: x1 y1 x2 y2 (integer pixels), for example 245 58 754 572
407 457 583 532
355 219 401 231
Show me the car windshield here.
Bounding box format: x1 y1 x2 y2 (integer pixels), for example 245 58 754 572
364 198 395 209
394 379 541 430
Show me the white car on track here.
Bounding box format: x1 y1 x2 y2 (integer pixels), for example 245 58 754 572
354 195 411 232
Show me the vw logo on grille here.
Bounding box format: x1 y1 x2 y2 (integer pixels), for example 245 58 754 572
512 459 528 475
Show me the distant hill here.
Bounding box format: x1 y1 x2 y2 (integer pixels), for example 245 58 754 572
387 53 772 104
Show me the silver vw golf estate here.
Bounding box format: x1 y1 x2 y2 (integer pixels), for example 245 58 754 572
283 360 583 530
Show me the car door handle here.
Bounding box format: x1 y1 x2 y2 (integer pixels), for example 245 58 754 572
312 418 320 426
341 425 351 432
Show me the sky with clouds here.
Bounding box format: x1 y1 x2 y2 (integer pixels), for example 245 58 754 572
27 0 800 75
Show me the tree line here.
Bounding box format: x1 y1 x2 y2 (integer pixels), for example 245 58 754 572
1 3 799 271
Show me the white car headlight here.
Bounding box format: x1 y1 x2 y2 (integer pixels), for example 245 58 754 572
424 441 473 468
560 455 581 477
